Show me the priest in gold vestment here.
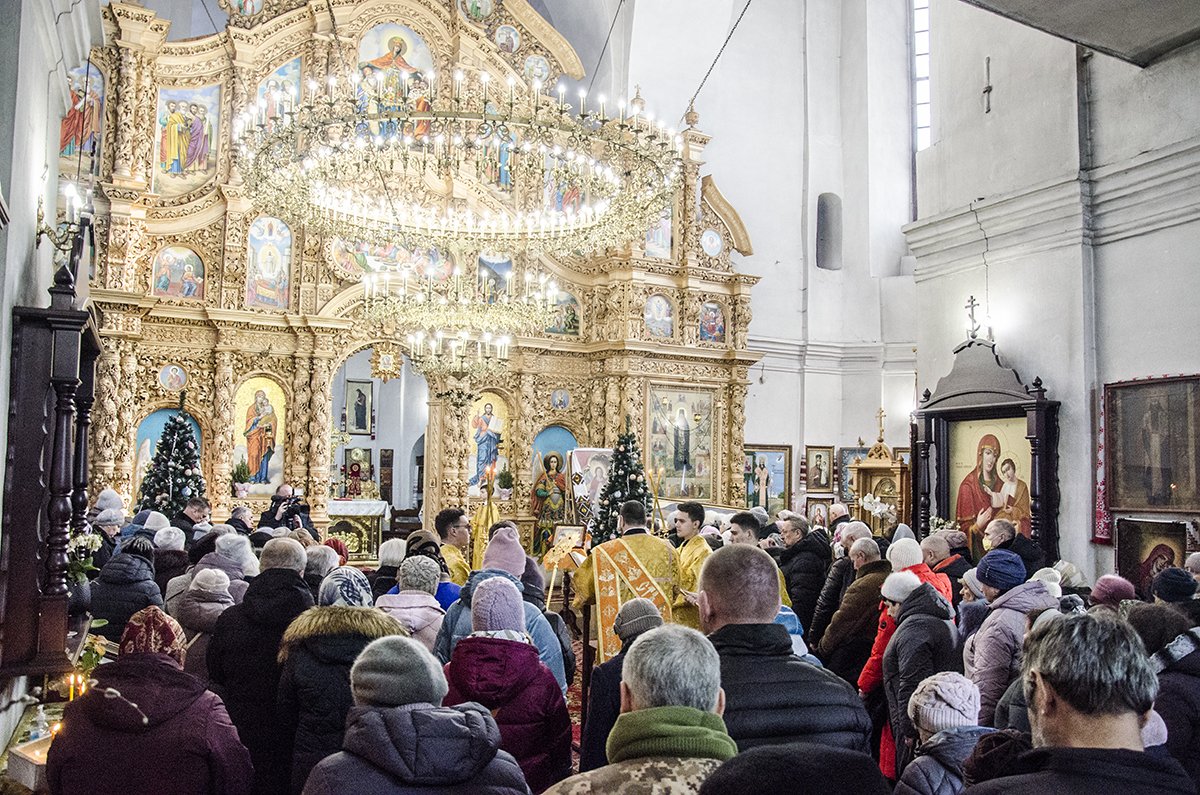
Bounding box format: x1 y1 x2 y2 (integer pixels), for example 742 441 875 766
672 502 712 630
574 500 679 663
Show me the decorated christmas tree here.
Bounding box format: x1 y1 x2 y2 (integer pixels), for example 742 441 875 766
135 394 206 517
588 415 654 545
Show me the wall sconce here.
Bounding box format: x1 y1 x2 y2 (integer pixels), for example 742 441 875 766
36 184 88 253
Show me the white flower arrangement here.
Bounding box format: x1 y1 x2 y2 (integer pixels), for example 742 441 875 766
929 515 957 534
860 493 898 525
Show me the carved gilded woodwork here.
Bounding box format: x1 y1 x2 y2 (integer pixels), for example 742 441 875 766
84 0 760 533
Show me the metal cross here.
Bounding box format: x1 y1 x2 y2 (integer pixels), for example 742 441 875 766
982 56 993 113
966 295 981 339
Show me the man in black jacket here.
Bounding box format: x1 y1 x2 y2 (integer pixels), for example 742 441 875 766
923 533 973 607
771 514 831 636
966 613 1193 794
983 519 1043 581
171 496 210 546
698 544 872 753
208 538 314 795
809 521 872 648
227 505 255 535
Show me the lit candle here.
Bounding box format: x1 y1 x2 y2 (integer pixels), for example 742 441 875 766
480 72 490 108
557 83 566 111
578 88 587 116
507 75 516 105
598 94 606 120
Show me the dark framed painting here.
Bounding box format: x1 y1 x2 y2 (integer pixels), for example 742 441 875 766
807 496 833 528
804 445 835 493
345 379 373 435
1105 376 1200 513
1115 517 1189 601
838 447 870 503
914 338 1060 566
743 445 792 514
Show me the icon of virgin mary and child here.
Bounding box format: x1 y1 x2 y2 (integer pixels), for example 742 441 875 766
955 433 1031 559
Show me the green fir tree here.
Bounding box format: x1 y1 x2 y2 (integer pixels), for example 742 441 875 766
588 415 654 544
135 394 206 517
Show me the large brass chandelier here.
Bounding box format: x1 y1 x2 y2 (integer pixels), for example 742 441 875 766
235 66 683 256
363 259 559 381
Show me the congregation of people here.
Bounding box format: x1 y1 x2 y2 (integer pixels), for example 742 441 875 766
47 487 1200 794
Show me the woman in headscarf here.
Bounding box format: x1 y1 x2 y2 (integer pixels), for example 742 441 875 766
47 607 252 795
955 434 1001 561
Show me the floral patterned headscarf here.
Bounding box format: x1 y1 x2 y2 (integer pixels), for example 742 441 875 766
119 606 187 665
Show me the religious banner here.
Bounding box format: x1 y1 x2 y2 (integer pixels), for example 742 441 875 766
232 376 287 495
648 385 715 500
569 447 611 528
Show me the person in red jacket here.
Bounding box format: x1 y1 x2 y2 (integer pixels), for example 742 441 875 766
47 606 252 795
857 538 952 779
444 576 571 793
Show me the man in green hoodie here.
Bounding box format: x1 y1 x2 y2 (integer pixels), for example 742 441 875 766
544 624 737 794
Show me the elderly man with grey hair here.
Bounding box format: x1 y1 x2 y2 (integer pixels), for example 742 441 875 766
810 520 873 647
817 537 893 684
544 624 736 794
965 613 1193 793
208 537 314 794
304 544 340 604
699 544 872 752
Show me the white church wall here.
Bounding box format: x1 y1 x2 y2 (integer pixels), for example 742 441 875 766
1088 46 1200 168
910 1 1200 580
331 349 429 508
917 0 1078 217
0 0 103 756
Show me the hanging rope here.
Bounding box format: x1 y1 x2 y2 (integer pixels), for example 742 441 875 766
679 0 755 124
587 0 628 96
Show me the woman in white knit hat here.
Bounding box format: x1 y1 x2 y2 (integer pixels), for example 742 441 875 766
894 672 992 795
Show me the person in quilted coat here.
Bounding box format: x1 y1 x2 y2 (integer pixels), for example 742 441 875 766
90 536 163 641
443 577 570 793
894 672 993 795
880 574 959 775
301 635 530 795
962 549 1056 726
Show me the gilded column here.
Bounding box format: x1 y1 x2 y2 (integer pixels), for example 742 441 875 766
114 342 139 499
133 51 155 183
210 350 236 518
91 341 121 494
728 368 749 505
112 47 139 179
307 353 334 526
289 353 314 490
